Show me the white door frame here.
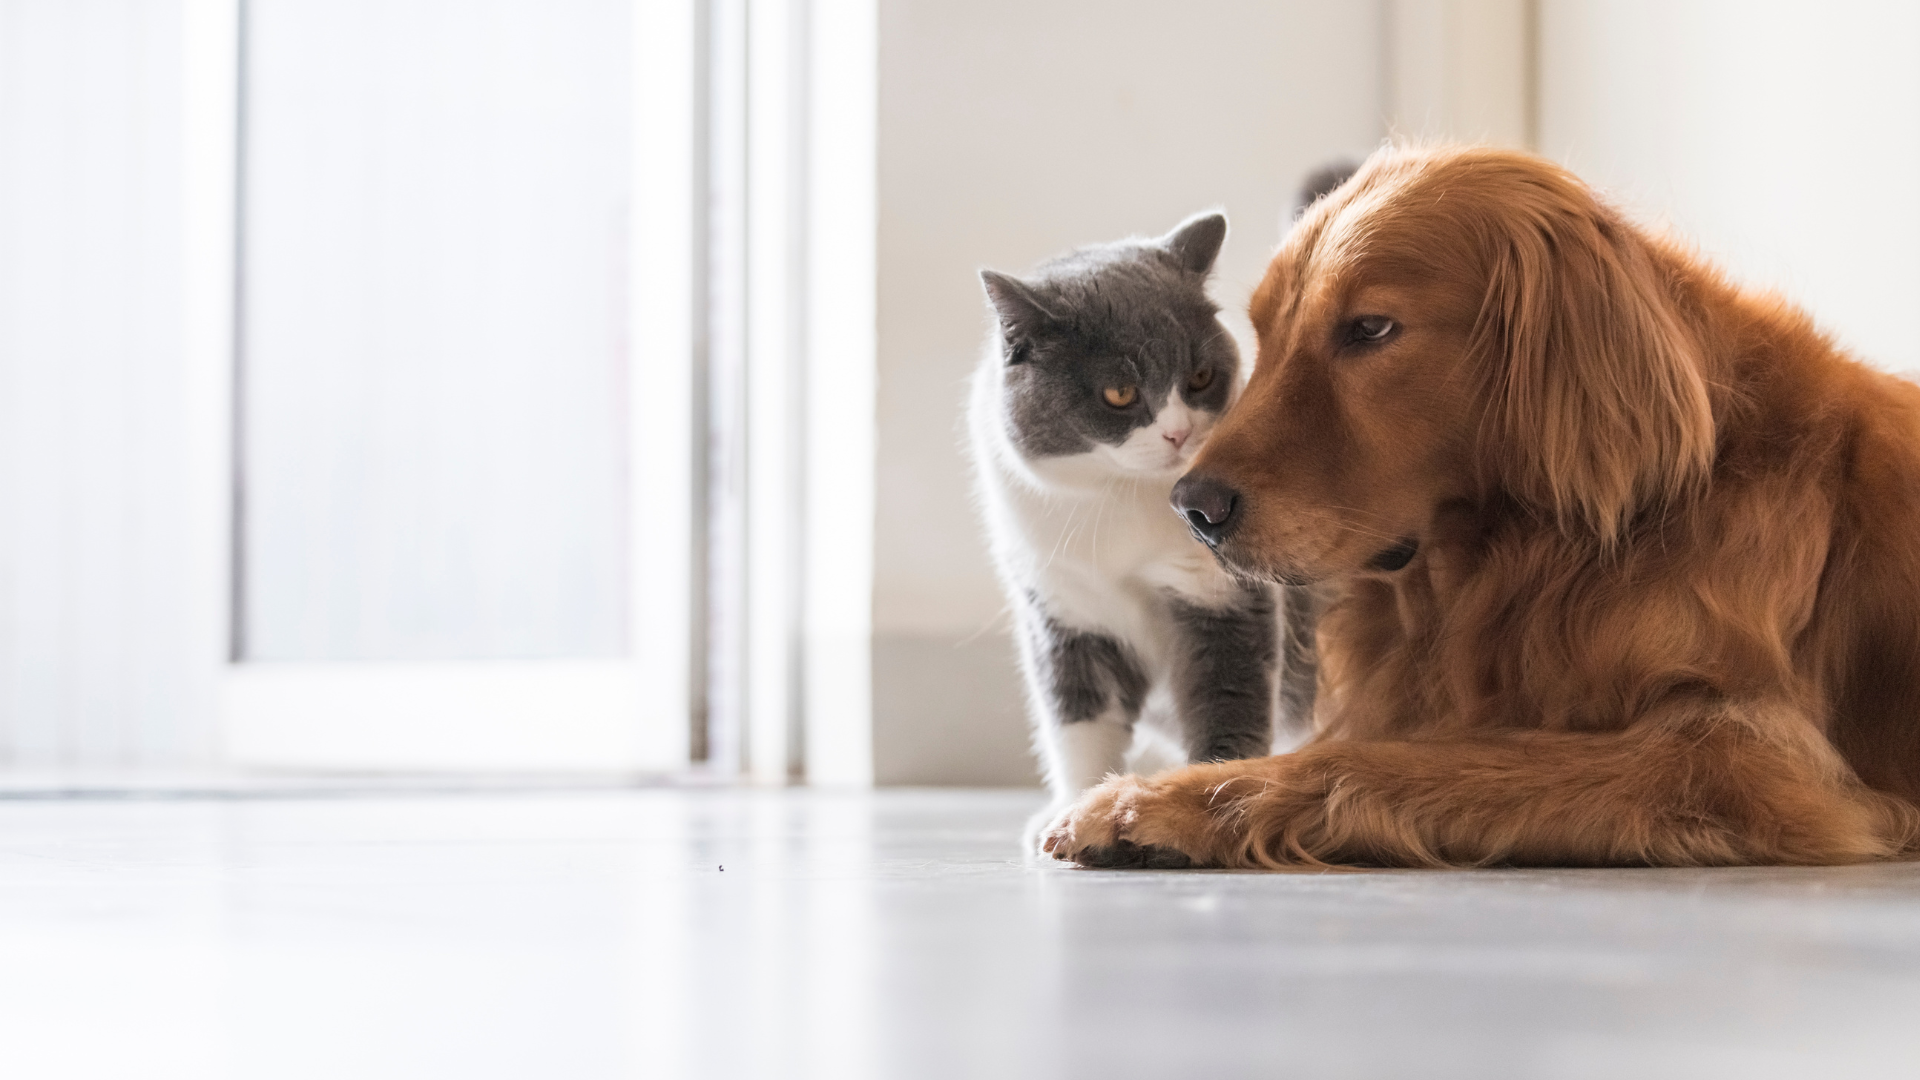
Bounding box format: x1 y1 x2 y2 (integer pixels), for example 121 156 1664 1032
731 0 876 785
796 0 876 786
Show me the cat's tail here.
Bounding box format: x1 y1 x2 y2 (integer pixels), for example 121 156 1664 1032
1294 161 1358 220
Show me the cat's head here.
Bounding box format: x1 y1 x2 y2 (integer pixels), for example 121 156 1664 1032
979 212 1240 476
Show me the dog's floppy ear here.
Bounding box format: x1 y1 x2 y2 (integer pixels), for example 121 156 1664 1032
1479 195 1715 545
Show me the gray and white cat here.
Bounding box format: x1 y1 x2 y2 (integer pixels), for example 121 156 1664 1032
969 212 1313 838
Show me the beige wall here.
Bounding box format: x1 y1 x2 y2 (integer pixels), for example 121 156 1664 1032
872 1 1386 784
1538 0 1920 374
1386 0 1533 147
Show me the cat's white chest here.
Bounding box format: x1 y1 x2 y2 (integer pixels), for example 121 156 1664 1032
983 451 1241 637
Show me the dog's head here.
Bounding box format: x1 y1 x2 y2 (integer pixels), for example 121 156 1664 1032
1173 145 1716 584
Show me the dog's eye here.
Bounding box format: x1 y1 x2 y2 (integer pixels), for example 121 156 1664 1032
1347 316 1397 345
1186 368 1214 392
1102 385 1138 408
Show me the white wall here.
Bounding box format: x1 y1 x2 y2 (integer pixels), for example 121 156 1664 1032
1539 0 1920 374
872 0 1385 783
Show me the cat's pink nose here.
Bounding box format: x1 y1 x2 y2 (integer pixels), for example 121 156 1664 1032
1163 428 1190 450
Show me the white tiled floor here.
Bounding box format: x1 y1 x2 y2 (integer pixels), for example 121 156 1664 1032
3 787 1920 1079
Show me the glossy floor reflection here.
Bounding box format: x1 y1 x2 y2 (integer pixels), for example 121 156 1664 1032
2 788 1919 1079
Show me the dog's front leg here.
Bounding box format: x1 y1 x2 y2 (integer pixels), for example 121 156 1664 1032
1042 708 1917 868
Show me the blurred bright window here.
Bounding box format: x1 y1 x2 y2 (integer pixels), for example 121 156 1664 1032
240 0 633 662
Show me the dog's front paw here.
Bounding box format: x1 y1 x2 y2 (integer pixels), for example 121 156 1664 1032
1039 775 1196 869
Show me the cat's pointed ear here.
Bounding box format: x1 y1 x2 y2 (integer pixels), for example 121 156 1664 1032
1161 212 1228 275
979 270 1061 336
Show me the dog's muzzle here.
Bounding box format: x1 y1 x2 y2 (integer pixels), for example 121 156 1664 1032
1171 474 1240 547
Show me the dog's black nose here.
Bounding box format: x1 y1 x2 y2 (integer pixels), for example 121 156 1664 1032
1171 474 1240 546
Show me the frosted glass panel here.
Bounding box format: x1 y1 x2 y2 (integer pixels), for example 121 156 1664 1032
243 0 631 660
0 0 207 765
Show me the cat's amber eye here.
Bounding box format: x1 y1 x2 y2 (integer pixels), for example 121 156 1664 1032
1102 385 1138 408
1187 368 1214 392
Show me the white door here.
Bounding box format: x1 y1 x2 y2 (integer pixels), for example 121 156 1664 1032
210 0 696 772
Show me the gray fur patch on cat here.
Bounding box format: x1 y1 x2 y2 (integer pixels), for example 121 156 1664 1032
1277 583 1322 739
1169 588 1279 762
1023 598 1150 725
979 214 1239 460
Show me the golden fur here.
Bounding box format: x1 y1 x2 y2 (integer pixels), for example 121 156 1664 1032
1041 144 1920 868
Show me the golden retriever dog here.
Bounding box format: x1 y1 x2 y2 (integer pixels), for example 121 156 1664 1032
1040 144 1920 868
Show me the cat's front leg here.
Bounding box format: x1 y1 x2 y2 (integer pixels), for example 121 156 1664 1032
1169 588 1279 763
1039 709 1133 794
1275 583 1322 741
1025 709 1140 857
1016 605 1149 853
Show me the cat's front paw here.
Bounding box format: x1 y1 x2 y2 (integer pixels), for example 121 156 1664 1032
1024 801 1074 861
1040 775 1197 869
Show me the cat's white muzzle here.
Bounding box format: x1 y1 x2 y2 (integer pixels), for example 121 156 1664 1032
1106 415 1210 474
